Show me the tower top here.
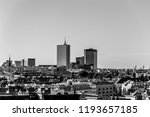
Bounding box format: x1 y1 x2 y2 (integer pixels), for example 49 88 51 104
64 36 67 45
9 54 11 60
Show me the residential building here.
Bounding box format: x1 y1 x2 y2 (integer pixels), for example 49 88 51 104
94 82 115 99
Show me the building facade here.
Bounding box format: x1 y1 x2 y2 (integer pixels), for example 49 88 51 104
76 56 84 65
14 61 21 67
21 59 25 67
27 58 35 67
84 48 97 70
95 82 115 100
57 41 70 69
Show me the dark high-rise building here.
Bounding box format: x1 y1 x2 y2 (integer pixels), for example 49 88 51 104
57 40 70 69
27 58 35 67
84 48 97 70
76 56 84 65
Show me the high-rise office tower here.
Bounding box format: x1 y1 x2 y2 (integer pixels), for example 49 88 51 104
57 40 70 69
84 48 97 70
27 58 35 67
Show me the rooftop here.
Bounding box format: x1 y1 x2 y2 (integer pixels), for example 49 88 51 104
93 81 114 85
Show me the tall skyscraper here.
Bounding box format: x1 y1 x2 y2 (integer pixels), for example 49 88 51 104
84 48 97 70
27 58 35 67
57 40 70 69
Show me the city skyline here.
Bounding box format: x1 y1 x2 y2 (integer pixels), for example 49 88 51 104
1 0 150 68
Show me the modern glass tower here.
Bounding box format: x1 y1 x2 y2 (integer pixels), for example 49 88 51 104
84 48 97 70
57 40 70 69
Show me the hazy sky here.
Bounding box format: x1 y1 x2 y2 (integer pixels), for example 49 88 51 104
1 0 150 68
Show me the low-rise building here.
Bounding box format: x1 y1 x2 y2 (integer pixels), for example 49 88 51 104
94 82 115 99
14 61 21 67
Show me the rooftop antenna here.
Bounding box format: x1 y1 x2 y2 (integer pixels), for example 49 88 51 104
9 54 11 60
8 54 11 72
64 36 67 45
143 65 145 70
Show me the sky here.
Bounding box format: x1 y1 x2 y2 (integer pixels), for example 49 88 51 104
1 0 150 69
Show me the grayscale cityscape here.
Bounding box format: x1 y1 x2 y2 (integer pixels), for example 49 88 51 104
1 0 150 100
0 40 150 100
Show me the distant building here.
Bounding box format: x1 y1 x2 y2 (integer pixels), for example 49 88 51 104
27 58 35 67
57 40 70 69
79 64 93 71
14 61 21 67
2 60 12 68
39 65 57 68
76 56 84 65
21 59 25 67
13 59 25 73
70 62 78 69
121 80 147 95
2 56 13 72
84 48 97 70
38 65 57 75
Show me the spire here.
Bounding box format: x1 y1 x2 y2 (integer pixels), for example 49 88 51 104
9 54 11 61
8 54 11 72
64 36 67 45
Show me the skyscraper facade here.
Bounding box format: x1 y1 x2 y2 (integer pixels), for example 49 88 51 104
57 41 70 69
84 48 97 70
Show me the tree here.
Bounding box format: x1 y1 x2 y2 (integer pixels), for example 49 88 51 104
79 70 89 78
